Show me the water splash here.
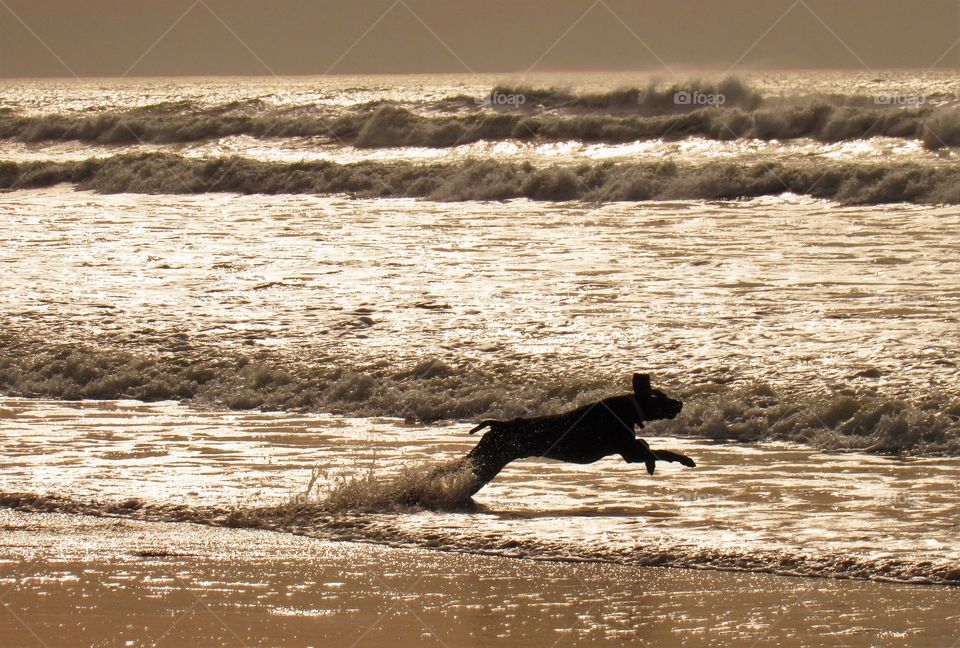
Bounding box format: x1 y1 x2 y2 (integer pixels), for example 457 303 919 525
312 461 479 512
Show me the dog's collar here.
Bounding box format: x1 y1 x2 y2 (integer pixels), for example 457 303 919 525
629 396 646 427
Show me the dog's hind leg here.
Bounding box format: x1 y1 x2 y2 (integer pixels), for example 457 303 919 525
461 428 524 495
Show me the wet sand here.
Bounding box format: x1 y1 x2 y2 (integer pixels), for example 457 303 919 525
2 509 958 647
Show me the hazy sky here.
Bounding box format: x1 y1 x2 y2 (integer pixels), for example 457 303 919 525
1 0 958 76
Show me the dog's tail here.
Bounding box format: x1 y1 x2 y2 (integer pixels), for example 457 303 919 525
468 420 497 434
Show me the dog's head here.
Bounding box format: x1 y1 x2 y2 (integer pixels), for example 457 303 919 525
632 373 683 421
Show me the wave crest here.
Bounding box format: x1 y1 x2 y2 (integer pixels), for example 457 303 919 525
660 383 960 455
4 152 960 204
2 80 959 149
2 331 959 456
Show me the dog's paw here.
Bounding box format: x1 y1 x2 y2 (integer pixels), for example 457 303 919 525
653 449 695 467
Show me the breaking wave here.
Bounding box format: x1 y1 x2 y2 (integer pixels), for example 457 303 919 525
1 489 958 585
1 79 958 149
2 332 958 456
4 152 960 204
338 103 957 150
441 78 765 112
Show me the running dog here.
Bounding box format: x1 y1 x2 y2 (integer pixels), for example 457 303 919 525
453 373 695 497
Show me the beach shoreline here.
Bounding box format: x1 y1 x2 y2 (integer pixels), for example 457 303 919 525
2 509 958 647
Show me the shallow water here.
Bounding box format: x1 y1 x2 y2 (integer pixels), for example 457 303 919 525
1 397 958 585
3 188 958 390
1 185 958 454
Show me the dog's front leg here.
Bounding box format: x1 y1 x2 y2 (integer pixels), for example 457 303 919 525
618 438 658 475
652 449 696 468
619 439 696 473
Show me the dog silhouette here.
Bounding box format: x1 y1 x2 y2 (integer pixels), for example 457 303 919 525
455 373 695 497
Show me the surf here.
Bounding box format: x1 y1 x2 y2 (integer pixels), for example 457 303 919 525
4 152 960 204
2 486 958 586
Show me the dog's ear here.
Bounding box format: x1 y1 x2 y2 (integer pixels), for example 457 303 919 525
632 373 651 393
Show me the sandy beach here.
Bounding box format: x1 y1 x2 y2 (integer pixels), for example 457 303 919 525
2 509 958 647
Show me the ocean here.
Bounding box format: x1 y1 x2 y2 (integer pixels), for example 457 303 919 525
1 71 959 625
